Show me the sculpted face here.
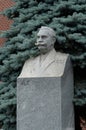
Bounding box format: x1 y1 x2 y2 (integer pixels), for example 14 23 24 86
35 26 56 54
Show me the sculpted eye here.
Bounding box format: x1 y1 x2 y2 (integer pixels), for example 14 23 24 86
42 35 47 39
37 35 47 39
37 36 40 39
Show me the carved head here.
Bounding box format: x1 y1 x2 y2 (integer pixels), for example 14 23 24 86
35 26 56 53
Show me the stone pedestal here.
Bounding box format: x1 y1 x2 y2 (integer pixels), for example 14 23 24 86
17 63 74 130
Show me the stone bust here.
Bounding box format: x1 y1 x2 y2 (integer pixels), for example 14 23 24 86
35 26 56 54
19 26 69 77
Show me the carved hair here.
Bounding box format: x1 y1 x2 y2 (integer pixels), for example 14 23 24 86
39 26 56 38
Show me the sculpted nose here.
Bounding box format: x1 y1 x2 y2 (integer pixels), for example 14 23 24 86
38 37 43 42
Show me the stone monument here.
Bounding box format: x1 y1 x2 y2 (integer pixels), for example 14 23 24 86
17 26 75 130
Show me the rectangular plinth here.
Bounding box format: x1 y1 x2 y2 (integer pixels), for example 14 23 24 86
17 77 74 130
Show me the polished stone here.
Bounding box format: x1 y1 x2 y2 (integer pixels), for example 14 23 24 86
17 77 74 130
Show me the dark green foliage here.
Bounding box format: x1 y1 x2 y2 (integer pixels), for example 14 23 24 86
0 0 86 129
74 82 86 106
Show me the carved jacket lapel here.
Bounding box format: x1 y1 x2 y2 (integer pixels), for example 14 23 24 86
40 49 56 72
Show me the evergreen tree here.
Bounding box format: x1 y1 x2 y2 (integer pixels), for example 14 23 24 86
0 0 86 129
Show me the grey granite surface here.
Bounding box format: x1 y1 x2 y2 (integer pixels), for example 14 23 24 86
17 77 74 130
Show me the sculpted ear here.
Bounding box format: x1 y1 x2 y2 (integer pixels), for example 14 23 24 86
52 37 56 44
